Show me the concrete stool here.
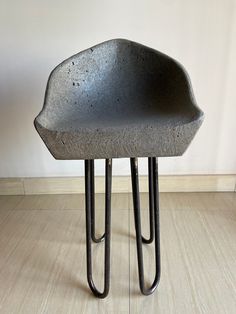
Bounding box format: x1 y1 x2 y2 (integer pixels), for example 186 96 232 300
34 39 204 298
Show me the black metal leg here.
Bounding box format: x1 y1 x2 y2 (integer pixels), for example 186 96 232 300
85 159 112 298
130 157 161 295
90 160 105 243
142 157 154 244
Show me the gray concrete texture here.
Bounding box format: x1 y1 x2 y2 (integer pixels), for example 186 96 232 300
34 39 204 160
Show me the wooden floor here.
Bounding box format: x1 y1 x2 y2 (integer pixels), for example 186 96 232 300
0 192 236 314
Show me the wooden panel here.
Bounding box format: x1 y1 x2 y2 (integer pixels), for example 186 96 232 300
0 195 24 210
129 194 236 314
14 193 129 211
0 178 24 195
0 196 129 313
158 175 236 192
0 193 236 313
23 176 131 195
0 175 235 195
23 177 84 195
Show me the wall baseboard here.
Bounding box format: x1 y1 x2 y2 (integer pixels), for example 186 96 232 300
0 175 236 195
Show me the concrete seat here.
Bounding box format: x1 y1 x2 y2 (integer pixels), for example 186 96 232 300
34 38 204 160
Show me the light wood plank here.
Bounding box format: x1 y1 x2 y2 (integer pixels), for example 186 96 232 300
23 177 84 195
14 193 129 211
138 175 236 193
1 175 235 195
0 193 236 313
129 194 236 314
159 175 236 192
129 210 200 314
0 178 24 195
0 196 129 313
0 195 24 210
22 175 236 194
128 192 236 211
23 176 131 195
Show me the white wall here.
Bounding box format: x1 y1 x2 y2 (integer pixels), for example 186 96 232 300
0 0 236 177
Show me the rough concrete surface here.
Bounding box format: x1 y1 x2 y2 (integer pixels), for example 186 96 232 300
34 39 204 160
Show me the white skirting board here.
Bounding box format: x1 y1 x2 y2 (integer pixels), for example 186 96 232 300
0 175 236 195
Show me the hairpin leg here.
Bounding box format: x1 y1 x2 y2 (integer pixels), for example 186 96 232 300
142 158 155 244
85 159 112 298
90 160 105 243
130 157 161 295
